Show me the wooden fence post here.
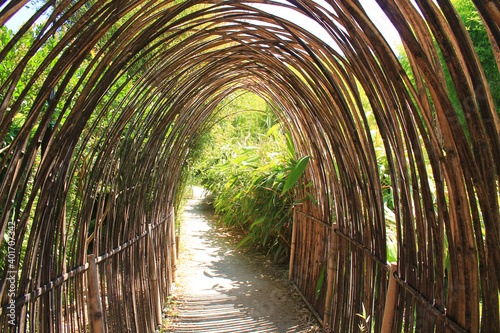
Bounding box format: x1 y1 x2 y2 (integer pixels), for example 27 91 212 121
148 224 163 326
289 208 298 280
381 263 399 333
87 254 105 333
323 224 338 331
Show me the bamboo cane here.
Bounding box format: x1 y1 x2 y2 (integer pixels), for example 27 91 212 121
323 223 338 331
87 254 105 333
148 224 163 327
381 263 398 333
170 212 176 274
289 208 299 280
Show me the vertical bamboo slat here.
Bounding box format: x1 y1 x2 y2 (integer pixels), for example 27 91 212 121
170 212 177 277
87 255 105 333
381 263 398 333
323 223 338 330
289 208 299 281
147 225 163 326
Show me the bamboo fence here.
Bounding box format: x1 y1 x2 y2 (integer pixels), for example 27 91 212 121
0 0 499 332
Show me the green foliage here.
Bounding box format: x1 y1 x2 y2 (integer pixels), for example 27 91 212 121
188 91 271 190
208 145 310 263
282 156 310 194
397 0 500 131
454 0 500 110
0 23 63 268
190 91 311 263
0 4 207 265
392 0 498 266
0 24 59 146
357 84 398 263
356 303 372 333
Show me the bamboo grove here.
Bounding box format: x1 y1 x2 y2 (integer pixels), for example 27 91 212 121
0 0 499 331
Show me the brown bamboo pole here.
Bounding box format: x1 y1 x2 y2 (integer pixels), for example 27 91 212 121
147 224 162 327
289 208 299 281
130 264 140 332
170 212 176 274
323 223 338 331
86 254 105 333
0 0 30 27
381 263 398 333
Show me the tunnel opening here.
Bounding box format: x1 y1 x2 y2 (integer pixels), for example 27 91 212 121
182 89 305 263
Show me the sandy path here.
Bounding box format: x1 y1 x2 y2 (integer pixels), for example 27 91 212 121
166 189 318 332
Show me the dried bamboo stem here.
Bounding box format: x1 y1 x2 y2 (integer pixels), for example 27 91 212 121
381 263 398 333
289 208 299 281
86 255 105 333
147 224 163 327
323 223 338 330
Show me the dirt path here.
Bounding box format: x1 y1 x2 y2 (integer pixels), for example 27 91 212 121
166 189 319 332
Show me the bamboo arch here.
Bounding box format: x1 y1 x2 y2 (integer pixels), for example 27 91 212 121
0 0 499 331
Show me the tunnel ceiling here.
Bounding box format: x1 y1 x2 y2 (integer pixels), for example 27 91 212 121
1 0 500 331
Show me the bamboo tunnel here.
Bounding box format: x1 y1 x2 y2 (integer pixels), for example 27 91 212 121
0 0 499 331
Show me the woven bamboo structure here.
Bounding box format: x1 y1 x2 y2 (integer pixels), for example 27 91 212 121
0 0 499 332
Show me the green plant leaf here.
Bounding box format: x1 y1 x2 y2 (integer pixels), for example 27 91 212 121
315 266 325 299
266 123 281 138
282 156 310 194
285 129 296 159
387 242 397 263
236 235 252 249
306 192 318 206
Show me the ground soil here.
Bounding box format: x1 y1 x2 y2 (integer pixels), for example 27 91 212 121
162 188 321 332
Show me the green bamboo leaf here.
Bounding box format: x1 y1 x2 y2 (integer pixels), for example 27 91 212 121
306 192 318 206
236 235 252 249
282 156 310 194
266 123 281 137
243 156 260 165
387 242 398 263
315 266 325 299
231 154 251 164
285 129 296 159
250 216 265 230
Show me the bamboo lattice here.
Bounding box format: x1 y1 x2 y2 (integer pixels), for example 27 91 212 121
0 0 499 332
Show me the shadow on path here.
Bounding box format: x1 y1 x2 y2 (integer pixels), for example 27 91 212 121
167 193 317 333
